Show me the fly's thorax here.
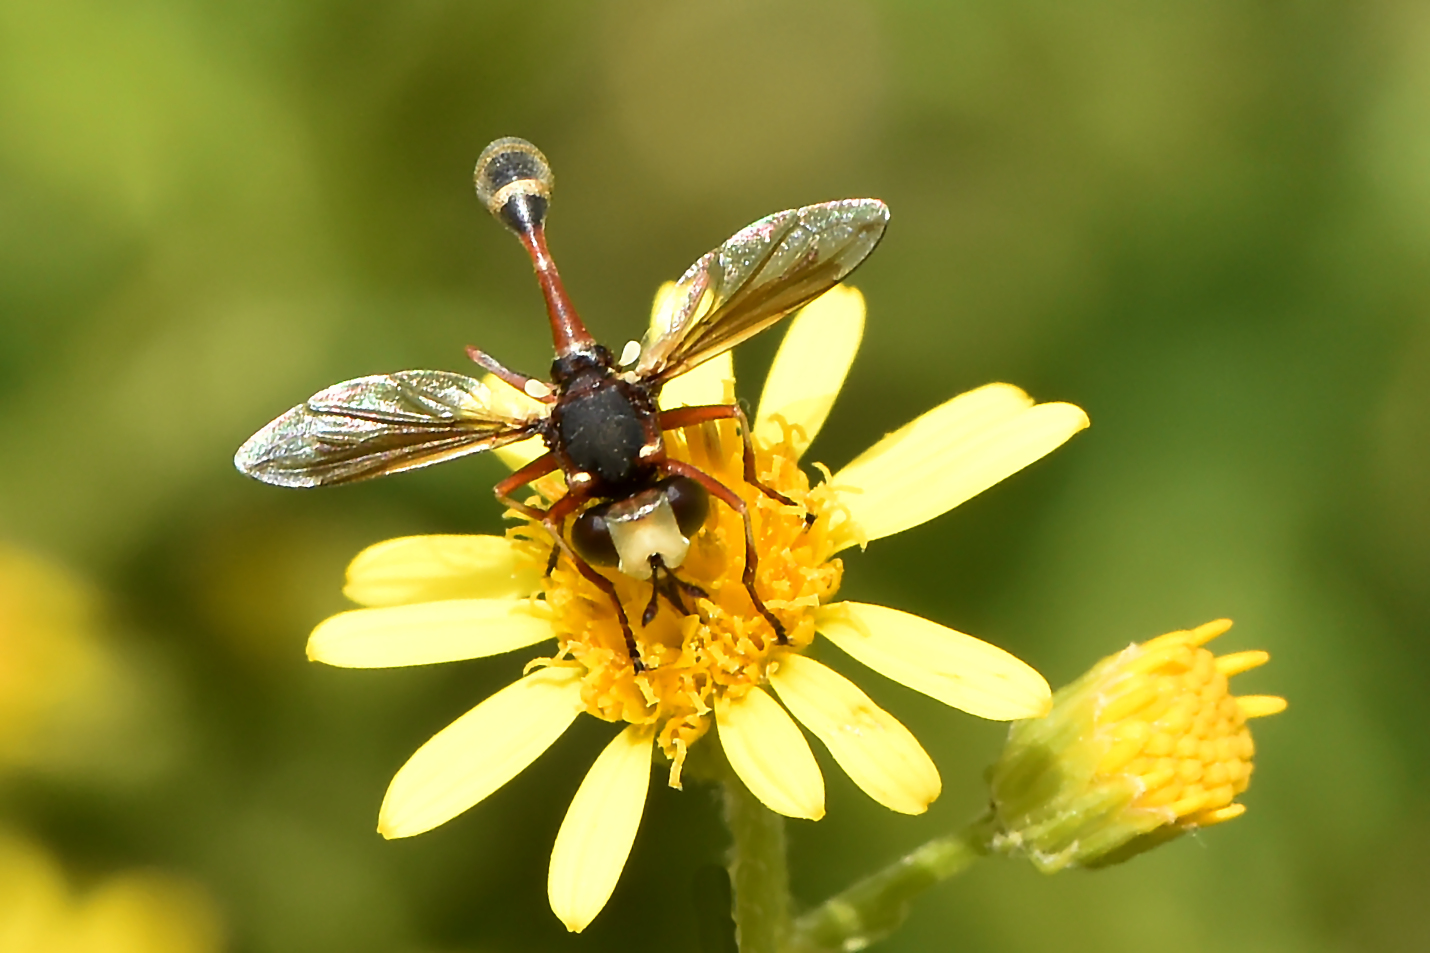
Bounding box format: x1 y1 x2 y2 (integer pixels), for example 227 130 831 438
548 363 661 492
548 345 614 388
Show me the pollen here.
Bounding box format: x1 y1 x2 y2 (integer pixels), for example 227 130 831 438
511 415 845 786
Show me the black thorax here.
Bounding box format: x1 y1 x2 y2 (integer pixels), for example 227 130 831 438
545 350 663 495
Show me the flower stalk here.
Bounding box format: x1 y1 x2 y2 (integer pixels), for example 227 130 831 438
723 775 793 953
788 816 994 953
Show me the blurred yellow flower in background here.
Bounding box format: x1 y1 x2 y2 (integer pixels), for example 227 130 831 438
0 832 221 953
0 547 223 952
308 285 1090 931
988 619 1287 872
0 546 135 777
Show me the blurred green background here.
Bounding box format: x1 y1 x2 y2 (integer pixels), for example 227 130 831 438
2 0 1427 950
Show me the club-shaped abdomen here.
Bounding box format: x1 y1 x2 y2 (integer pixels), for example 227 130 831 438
571 477 709 580
474 137 554 234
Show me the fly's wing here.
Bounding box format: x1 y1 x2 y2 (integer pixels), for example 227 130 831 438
634 199 888 385
234 370 544 487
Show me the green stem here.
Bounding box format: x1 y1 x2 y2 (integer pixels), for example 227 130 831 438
786 815 996 953
722 776 792 953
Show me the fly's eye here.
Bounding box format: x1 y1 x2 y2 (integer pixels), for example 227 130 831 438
660 476 710 538
571 503 618 566
474 137 554 234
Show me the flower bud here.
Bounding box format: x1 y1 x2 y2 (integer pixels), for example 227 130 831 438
987 620 1285 872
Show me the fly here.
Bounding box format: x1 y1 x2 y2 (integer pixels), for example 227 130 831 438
235 137 889 671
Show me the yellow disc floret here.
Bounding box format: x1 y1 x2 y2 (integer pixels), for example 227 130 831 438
513 417 845 786
987 619 1286 872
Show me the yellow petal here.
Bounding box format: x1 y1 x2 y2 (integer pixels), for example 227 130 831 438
1237 695 1288 719
378 667 583 838
343 535 543 606
829 383 1089 548
477 373 550 470
548 724 654 932
648 280 679 327
494 436 548 471
768 654 941 815
753 285 865 459
308 600 553 668
644 280 727 410
650 276 737 410
658 350 734 410
1215 650 1270 677
815 602 1051 720
715 687 825 820
481 371 548 416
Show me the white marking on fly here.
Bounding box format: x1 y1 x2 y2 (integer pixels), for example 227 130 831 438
607 495 691 579
619 340 641 367
524 378 552 400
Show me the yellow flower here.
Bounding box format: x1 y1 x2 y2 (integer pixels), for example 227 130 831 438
308 284 1090 931
987 619 1287 872
0 831 222 953
0 546 130 776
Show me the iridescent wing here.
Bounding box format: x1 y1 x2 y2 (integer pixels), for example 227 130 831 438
634 199 889 385
234 370 545 487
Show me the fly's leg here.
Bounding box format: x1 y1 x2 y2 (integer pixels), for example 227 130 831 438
641 569 662 628
667 569 709 608
658 403 808 521
659 459 788 645
466 346 555 402
492 452 560 522
494 456 646 672
641 555 709 626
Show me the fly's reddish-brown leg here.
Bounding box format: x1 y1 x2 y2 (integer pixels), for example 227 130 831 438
465 346 555 402
493 455 646 671
492 452 560 516
658 458 788 644
658 404 799 509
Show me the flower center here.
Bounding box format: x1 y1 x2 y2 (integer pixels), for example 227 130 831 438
1093 629 1257 827
513 417 844 783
